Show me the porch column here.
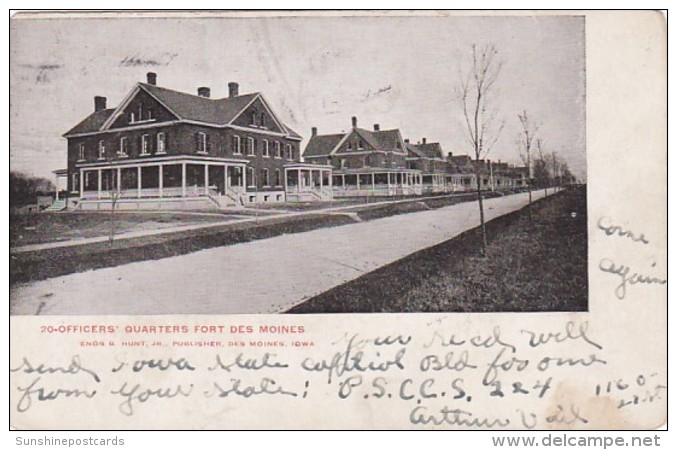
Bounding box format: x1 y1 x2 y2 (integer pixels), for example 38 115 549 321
342 174 345 188
283 167 288 194
371 173 375 191
224 165 229 193
319 170 324 189
357 174 361 190
55 173 60 201
116 167 122 193
204 164 209 196
298 169 302 190
241 165 246 189
137 166 142 198
158 165 163 198
181 162 186 197
387 172 391 189
97 169 102 199
79 169 84 198
327 169 332 189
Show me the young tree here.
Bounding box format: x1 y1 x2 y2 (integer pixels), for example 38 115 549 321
535 138 551 195
517 111 538 220
457 43 504 256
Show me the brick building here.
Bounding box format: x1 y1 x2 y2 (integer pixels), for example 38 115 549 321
302 117 423 197
61 72 305 209
405 138 450 193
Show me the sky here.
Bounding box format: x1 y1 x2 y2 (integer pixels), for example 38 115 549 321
10 12 586 181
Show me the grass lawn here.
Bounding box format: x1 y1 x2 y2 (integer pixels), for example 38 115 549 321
9 188 527 289
10 214 355 286
10 211 240 247
288 186 587 313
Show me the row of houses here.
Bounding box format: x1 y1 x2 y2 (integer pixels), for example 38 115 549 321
58 73 530 210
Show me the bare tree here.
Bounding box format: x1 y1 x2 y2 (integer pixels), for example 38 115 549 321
550 151 561 190
535 138 550 196
458 43 504 256
517 110 538 221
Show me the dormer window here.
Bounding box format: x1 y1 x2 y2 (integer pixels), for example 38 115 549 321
78 143 85 161
98 140 106 159
119 137 128 157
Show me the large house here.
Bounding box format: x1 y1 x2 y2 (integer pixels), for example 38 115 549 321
302 117 423 197
61 72 327 209
405 138 450 193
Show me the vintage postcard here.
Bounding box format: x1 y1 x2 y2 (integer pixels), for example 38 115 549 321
9 10 666 430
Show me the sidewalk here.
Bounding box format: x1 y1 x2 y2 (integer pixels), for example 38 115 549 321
10 192 466 254
10 190 548 315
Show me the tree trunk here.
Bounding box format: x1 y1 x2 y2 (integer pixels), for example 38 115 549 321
475 171 487 256
109 196 118 244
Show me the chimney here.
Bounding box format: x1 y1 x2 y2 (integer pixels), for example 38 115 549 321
311 127 317 137
373 123 380 131
146 72 157 85
351 116 357 128
422 137 427 145
448 152 453 158
228 82 239 98
404 138 410 144
94 96 107 112
197 87 211 98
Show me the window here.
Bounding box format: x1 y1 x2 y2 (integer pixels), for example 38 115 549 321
262 168 269 187
233 135 241 155
141 134 150 155
156 132 166 154
275 169 281 186
129 112 135 123
260 113 266 128
119 137 128 157
340 158 346 168
358 139 364 150
197 132 207 154
72 173 78 191
251 111 257 126
78 143 85 161
285 144 293 160
274 141 281 158
262 140 270 157
247 167 255 187
147 109 154 120
98 140 105 159
246 137 255 156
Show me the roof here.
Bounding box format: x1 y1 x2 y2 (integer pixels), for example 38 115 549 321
303 127 403 158
406 143 426 158
303 133 344 157
63 108 115 136
406 141 444 159
64 82 298 138
140 83 259 125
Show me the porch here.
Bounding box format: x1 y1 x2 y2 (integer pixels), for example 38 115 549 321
75 156 248 210
331 169 424 197
284 163 333 202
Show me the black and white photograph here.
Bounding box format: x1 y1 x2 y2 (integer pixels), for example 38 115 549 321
8 9 667 433
10 12 588 315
